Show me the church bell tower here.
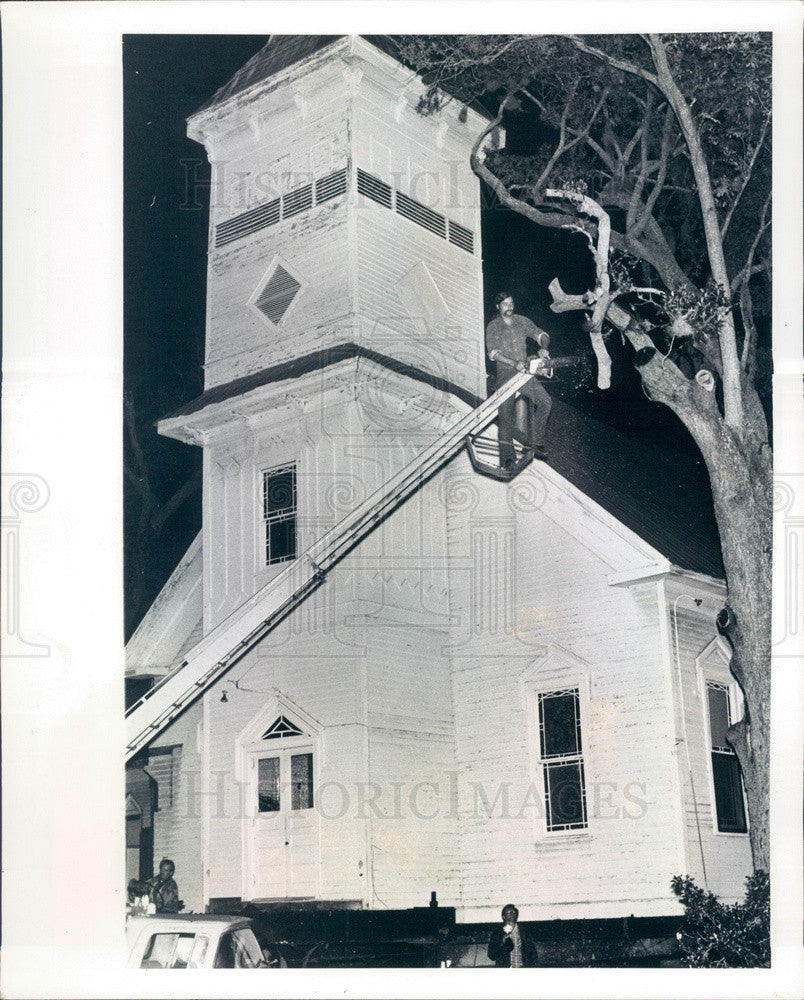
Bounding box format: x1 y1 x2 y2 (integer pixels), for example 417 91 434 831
160 35 492 631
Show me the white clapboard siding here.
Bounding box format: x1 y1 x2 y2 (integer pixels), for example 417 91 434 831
444 455 686 921
206 200 352 388
200 378 460 632
355 206 484 400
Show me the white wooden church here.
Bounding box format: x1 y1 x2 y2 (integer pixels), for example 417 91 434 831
125 35 752 925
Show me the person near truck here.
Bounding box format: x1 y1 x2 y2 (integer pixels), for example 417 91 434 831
127 857 181 913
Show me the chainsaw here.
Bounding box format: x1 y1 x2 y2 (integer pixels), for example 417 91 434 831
527 354 580 379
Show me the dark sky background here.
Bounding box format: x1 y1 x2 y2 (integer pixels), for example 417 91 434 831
123 34 706 640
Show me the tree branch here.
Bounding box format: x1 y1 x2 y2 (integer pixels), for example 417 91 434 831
646 33 744 430
469 97 602 240
720 111 771 239
568 35 659 87
545 188 613 388
621 107 647 167
730 190 772 295
125 465 151 503
520 84 613 179
739 280 758 375
124 393 151 488
150 470 202 535
626 92 653 231
631 104 675 241
598 181 696 293
549 273 722 430
533 83 612 193
533 80 578 190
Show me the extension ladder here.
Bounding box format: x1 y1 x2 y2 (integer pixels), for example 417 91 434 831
125 366 540 761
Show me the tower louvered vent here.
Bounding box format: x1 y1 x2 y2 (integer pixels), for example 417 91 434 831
213 166 474 253
396 191 447 238
357 168 393 208
216 198 280 247
315 168 348 203
282 183 313 218
254 265 301 324
448 220 474 253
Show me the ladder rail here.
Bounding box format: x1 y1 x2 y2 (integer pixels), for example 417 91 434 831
125 369 535 760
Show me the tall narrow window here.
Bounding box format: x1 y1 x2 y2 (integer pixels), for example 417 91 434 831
257 756 280 813
262 464 297 566
538 688 588 832
290 753 314 810
706 683 748 833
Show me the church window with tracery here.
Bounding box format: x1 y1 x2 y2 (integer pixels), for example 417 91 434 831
262 464 297 565
537 688 588 832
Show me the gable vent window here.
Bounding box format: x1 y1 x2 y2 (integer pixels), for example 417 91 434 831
538 688 588 832
215 198 280 248
261 714 304 740
357 168 393 209
396 191 447 238
315 168 348 204
253 265 301 325
282 182 313 218
449 220 474 253
706 683 748 833
263 463 297 566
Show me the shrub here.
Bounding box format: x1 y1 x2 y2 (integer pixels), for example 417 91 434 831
670 870 769 968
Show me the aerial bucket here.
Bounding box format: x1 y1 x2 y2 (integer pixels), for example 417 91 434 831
466 397 536 481
466 356 578 481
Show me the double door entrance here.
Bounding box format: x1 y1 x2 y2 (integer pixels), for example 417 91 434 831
247 746 319 899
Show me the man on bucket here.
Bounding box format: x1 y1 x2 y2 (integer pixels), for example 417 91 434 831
486 291 553 466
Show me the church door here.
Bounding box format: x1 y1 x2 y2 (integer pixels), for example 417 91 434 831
247 746 319 899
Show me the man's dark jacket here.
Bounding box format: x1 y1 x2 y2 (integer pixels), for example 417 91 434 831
487 925 538 967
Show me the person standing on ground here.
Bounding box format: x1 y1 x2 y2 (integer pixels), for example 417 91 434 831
127 857 181 913
486 291 553 466
487 903 537 968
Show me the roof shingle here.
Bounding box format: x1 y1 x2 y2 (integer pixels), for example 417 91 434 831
192 36 342 115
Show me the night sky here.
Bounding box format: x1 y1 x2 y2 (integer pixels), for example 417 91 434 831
123 34 703 639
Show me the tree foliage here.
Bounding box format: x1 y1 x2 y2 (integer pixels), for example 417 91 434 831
671 871 770 968
398 33 771 412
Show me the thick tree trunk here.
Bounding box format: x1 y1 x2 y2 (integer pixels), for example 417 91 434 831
703 438 772 873
608 306 772 871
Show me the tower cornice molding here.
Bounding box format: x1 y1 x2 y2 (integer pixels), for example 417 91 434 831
158 350 470 447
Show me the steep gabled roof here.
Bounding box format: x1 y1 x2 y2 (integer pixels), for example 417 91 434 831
160 346 723 579
193 35 342 115
191 35 492 120
548 398 723 578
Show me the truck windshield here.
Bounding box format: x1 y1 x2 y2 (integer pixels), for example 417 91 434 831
141 932 209 969
213 928 263 968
